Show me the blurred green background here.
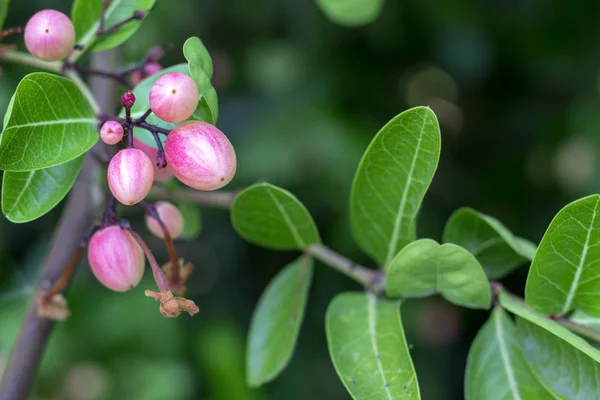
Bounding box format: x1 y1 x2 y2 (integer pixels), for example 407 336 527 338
0 0 597 399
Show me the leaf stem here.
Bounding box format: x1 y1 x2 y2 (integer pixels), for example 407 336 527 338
306 244 385 294
63 69 101 114
0 50 61 72
148 186 236 209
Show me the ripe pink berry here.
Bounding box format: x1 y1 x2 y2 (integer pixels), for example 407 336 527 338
107 148 154 205
145 201 184 239
121 91 136 108
133 137 174 182
87 226 145 292
149 72 199 123
132 62 163 87
24 10 76 62
100 121 124 145
165 121 236 191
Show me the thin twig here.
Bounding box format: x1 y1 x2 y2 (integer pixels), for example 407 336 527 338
0 50 61 72
148 186 236 209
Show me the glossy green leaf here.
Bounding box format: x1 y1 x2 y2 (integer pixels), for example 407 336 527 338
0 0 11 30
516 317 600 399
386 239 491 309
316 0 385 27
570 310 600 330
231 183 321 250
499 291 600 363
326 293 420 399
443 207 536 279
247 256 313 387
72 0 155 52
1 156 84 223
177 202 202 240
465 307 552 400
0 73 97 171
183 36 213 79
184 43 219 125
525 194 600 316
3 93 15 128
350 106 441 268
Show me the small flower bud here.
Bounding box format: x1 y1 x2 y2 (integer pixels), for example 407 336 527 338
24 9 76 62
121 91 136 108
87 226 145 292
149 72 199 123
133 10 146 19
164 121 236 191
107 148 154 205
146 46 164 62
100 121 124 145
131 62 162 87
133 137 173 182
145 201 184 239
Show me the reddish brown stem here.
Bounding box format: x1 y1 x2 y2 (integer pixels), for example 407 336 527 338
127 228 170 292
0 26 23 40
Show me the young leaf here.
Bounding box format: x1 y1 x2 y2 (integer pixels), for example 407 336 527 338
516 317 600 399
0 73 97 171
465 307 552 400
570 310 600 330
326 293 420 399
350 106 441 268
525 194 600 317
499 291 600 363
0 0 11 30
247 256 313 387
443 207 536 279
184 45 219 125
231 183 321 250
1 156 84 223
183 36 213 79
316 0 385 27
72 0 156 52
177 202 202 240
386 239 491 309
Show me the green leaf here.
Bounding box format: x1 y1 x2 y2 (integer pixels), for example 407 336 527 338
3 93 15 128
525 194 600 316
2 156 84 223
231 183 321 250
443 207 536 279
386 239 491 309
465 307 552 400
177 202 202 240
184 44 219 125
570 310 600 330
326 293 420 399
350 106 441 268
0 0 11 30
499 291 600 363
316 0 385 27
72 0 155 52
0 73 97 171
247 256 313 387
183 36 213 79
516 317 600 399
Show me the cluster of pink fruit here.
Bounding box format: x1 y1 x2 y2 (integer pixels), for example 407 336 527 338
23 9 235 302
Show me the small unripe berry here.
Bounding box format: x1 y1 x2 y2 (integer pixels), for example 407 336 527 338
133 137 174 182
24 10 75 62
100 121 124 145
165 121 236 191
132 62 163 86
87 226 145 292
145 201 184 239
107 149 154 205
149 72 199 123
121 91 136 108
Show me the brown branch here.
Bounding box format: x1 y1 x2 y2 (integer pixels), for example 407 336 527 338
0 51 117 400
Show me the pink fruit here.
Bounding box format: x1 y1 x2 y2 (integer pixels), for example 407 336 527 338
87 226 145 292
164 121 236 191
24 9 76 62
133 137 174 182
100 121 124 145
145 201 184 239
107 149 154 205
149 72 199 123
